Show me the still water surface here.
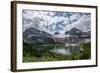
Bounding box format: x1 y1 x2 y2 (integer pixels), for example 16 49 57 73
33 44 80 55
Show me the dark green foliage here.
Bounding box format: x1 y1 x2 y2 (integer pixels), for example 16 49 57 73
80 42 91 59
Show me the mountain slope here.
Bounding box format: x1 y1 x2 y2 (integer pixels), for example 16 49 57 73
23 27 55 43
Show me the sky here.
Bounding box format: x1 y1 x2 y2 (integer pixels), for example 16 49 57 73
22 10 91 34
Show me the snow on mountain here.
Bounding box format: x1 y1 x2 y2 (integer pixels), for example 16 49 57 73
23 10 91 35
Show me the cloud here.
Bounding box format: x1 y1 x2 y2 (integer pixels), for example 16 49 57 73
66 14 91 32
23 10 91 34
70 13 81 23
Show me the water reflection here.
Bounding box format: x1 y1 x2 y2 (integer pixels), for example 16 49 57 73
33 44 80 55
50 47 71 55
50 45 80 55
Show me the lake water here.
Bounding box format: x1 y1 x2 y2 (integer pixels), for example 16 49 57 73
33 44 80 55
49 45 80 55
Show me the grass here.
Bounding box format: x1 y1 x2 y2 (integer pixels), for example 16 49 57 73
23 50 82 62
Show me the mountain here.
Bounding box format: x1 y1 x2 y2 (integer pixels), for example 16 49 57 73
23 27 55 43
65 27 90 36
65 27 83 36
23 27 51 38
23 27 91 44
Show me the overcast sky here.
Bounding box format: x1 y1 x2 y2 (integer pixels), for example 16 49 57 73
22 10 91 34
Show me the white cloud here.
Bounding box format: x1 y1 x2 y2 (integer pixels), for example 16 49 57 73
23 10 91 34
70 13 81 22
70 14 91 32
